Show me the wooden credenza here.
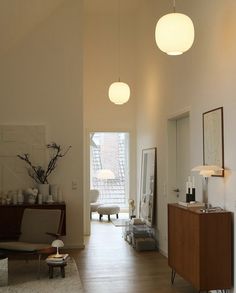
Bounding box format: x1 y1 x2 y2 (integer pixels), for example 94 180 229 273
0 203 66 240
168 204 232 292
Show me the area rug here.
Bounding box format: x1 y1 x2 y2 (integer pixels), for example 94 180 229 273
111 218 129 227
0 257 84 293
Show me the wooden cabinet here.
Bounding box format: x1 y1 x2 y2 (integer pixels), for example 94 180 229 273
0 203 66 240
168 204 232 292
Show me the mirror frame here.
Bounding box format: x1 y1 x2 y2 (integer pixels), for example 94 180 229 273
139 147 157 226
203 107 224 177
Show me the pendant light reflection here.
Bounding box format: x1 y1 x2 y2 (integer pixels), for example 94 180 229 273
155 1 194 55
108 0 130 105
109 81 130 105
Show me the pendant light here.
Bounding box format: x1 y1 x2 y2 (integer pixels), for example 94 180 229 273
155 0 194 55
109 0 130 105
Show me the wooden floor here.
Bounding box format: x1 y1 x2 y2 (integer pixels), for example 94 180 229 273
70 216 198 293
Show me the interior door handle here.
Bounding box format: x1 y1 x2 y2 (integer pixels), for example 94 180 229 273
173 188 180 192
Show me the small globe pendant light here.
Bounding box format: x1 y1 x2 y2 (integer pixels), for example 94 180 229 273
108 0 130 105
109 80 130 105
155 0 194 55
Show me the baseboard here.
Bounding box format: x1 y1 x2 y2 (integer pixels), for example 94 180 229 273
159 248 168 258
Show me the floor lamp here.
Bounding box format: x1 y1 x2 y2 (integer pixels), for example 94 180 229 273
191 165 223 210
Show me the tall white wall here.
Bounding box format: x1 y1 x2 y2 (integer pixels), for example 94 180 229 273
136 0 236 290
0 0 83 248
84 0 137 233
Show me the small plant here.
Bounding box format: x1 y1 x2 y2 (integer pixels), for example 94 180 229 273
17 142 71 184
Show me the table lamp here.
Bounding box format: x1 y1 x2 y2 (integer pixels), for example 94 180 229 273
51 239 64 258
191 165 223 207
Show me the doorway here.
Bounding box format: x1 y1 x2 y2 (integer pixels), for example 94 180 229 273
89 132 129 218
168 113 190 203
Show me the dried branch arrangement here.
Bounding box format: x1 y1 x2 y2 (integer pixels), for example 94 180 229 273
17 142 71 184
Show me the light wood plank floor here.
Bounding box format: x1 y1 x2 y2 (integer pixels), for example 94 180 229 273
70 217 198 293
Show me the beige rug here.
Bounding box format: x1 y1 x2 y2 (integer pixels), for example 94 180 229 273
0 257 84 293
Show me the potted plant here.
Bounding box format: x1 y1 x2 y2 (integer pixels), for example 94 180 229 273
17 142 71 201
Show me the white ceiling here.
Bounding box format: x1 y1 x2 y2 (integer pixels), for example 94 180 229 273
0 0 65 55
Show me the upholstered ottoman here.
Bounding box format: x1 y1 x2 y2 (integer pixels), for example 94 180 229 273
97 204 120 221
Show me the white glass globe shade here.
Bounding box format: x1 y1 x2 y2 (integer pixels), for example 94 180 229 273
109 82 130 105
155 13 194 55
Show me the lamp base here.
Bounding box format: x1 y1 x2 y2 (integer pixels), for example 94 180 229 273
53 253 64 258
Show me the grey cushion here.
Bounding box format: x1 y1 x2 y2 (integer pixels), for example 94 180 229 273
0 241 51 252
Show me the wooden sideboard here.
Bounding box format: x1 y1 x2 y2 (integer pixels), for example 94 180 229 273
168 203 232 292
0 203 66 240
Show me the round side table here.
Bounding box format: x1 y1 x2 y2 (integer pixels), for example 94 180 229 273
47 261 67 279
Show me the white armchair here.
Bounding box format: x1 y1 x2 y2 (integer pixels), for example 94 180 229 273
90 189 100 218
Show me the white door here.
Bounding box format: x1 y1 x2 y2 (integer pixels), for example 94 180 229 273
168 115 190 202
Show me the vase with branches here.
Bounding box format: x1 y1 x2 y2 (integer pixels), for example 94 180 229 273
17 142 71 184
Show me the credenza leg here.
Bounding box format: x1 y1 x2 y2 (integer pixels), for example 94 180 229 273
171 269 176 285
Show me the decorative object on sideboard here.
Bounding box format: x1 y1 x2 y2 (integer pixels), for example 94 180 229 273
50 184 58 202
25 188 38 204
185 176 195 202
203 107 224 177
155 0 195 55
192 165 224 210
17 142 71 202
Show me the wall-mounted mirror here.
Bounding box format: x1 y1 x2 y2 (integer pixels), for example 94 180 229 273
139 147 156 226
203 107 224 177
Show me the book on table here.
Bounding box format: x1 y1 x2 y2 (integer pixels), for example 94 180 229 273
46 253 69 264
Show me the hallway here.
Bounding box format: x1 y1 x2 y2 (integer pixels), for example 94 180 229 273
71 219 197 293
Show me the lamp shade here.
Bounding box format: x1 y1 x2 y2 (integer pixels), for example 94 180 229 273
109 82 130 105
96 169 115 180
192 165 223 178
52 239 64 248
155 13 194 55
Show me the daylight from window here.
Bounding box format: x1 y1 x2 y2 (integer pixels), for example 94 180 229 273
90 132 129 208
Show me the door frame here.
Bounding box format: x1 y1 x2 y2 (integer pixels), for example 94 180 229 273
167 108 190 204
83 128 136 236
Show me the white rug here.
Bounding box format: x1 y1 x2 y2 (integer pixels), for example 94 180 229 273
111 218 129 227
0 257 84 293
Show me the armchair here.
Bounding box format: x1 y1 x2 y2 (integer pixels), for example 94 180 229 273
0 208 64 276
90 189 100 219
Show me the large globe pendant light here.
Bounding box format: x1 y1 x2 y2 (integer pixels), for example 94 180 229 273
155 0 194 55
108 0 130 105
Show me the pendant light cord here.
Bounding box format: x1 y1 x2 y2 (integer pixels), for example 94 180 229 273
173 0 176 12
118 0 121 82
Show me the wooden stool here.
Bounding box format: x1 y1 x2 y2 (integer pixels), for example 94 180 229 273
47 262 67 279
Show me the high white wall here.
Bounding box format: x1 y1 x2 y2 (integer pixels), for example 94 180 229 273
136 0 236 290
0 0 83 248
83 0 137 233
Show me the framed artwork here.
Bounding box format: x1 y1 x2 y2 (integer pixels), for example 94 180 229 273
203 107 224 177
139 147 157 226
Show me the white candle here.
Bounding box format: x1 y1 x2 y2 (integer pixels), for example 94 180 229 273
192 176 195 188
186 182 189 194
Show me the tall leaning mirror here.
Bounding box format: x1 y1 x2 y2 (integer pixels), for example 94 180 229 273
203 107 224 177
139 147 157 226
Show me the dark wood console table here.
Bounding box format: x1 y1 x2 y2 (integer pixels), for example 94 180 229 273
0 202 66 240
168 203 232 292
